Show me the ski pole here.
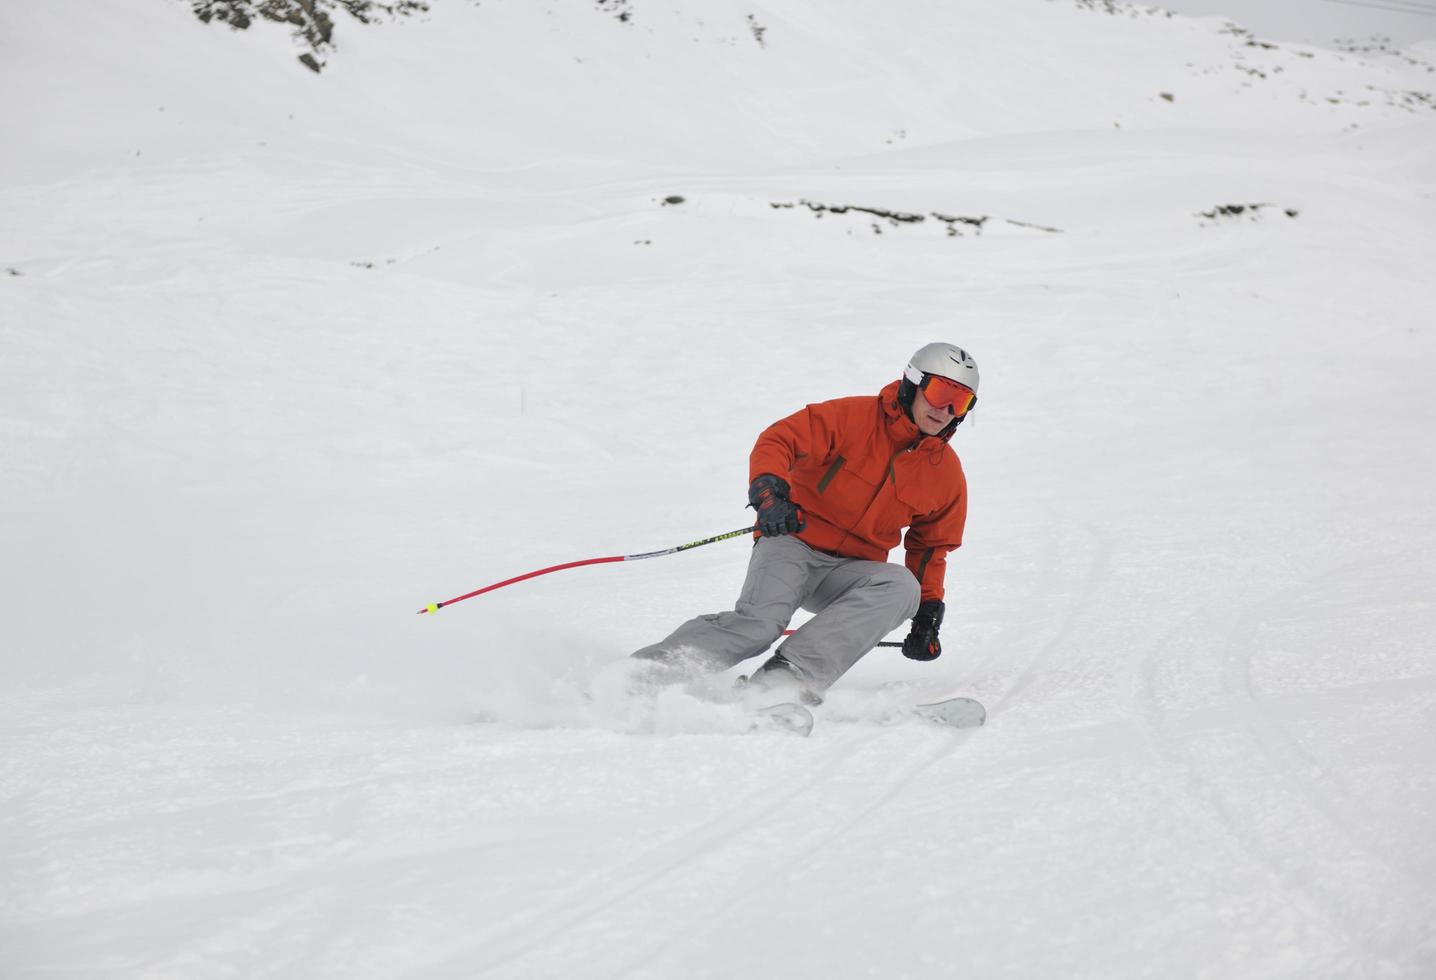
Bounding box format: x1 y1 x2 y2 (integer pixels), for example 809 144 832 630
417 525 757 614
781 629 902 649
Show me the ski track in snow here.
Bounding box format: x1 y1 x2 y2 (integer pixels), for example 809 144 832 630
592 729 972 980
988 519 1113 713
421 726 982 980
1136 551 1436 971
405 732 875 977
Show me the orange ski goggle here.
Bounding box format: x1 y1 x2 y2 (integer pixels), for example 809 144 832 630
919 374 977 415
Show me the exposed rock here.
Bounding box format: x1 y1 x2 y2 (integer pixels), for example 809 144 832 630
187 0 428 72
770 200 1060 237
747 14 767 48
595 0 632 25
1197 203 1300 222
774 199 927 227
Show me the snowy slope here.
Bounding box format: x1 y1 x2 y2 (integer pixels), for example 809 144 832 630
3 1 1436 977
1157 0 1436 48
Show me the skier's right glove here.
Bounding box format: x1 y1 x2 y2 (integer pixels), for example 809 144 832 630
747 474 806 537
902 600 945 661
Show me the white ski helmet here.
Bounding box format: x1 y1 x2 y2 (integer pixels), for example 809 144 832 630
898 342 980 430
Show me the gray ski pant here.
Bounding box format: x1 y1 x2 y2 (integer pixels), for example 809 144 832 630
631 535 921 692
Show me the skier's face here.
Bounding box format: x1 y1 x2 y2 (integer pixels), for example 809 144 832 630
912 388 955 436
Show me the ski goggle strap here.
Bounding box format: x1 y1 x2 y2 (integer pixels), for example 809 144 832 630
919 374 977 415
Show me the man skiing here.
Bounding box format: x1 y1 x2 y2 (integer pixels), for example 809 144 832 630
631 342 977 703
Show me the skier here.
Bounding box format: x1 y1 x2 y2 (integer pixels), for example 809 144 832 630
631 342 977 704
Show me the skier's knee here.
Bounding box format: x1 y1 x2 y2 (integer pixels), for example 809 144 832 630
892 570 921 619
730 606 790 648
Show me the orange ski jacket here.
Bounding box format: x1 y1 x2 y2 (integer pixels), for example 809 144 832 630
749 380 968 602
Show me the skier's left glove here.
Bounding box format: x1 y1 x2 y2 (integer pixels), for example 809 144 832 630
902 600 945 661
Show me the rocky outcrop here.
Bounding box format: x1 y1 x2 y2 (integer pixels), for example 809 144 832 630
188 0 428 72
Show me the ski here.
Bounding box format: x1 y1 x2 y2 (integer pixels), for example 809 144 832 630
750 701 815 737
748 698 981 735
913 696 986 729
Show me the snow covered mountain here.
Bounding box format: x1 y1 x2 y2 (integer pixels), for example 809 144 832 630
3 1 1435 977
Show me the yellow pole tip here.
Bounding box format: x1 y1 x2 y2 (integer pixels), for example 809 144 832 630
426 604 439 614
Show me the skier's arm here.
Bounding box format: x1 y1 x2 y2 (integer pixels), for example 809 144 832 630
903 478 967 602
749 401 842 482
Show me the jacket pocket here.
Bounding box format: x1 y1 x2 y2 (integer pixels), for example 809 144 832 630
815 455 847 495
878 464 938 540
806 463 878 533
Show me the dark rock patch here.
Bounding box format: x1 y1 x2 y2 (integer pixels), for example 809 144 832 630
770 200 1061 237
596 0 632 24
1197 203 1300 222
747 14 767 48
187 0 428 72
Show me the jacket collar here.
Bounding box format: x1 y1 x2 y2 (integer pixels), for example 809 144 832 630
879 379 953 450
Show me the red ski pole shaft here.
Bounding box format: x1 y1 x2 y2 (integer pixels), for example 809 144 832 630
417 525 756 614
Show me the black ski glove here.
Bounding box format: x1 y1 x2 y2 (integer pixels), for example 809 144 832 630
747 474 806 537
902 600 945 661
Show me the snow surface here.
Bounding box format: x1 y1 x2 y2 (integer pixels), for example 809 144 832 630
1155 0 1436 48
3 0 1436 977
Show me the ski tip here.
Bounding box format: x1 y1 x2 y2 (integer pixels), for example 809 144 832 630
754 702 815 737
914 697 986 729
